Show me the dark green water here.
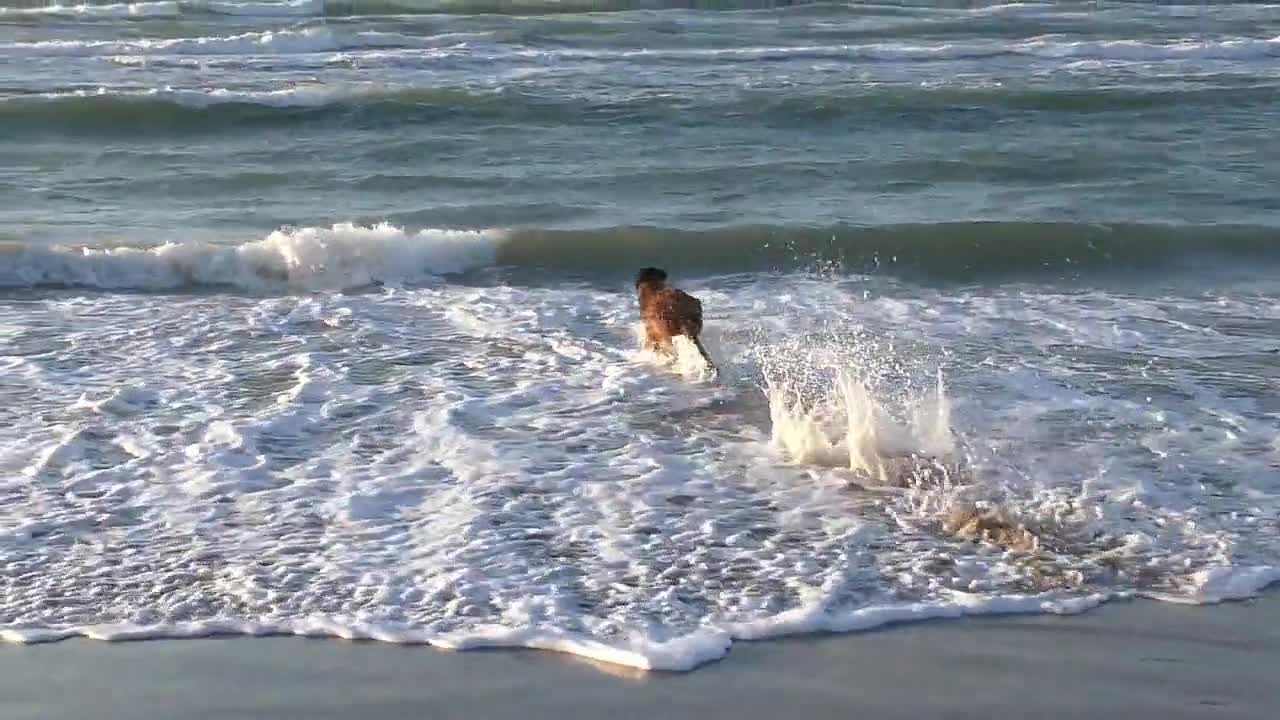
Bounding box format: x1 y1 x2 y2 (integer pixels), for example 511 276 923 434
2 0 1277 277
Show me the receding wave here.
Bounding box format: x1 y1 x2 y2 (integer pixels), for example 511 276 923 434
3 222 1277 293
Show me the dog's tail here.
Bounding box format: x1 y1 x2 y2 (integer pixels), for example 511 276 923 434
692 336 717 372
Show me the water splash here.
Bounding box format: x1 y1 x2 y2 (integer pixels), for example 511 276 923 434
766 368 954 484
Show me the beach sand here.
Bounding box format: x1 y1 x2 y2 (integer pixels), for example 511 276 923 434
2 595 1277 719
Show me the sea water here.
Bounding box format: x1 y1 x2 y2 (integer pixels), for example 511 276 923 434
1 1 1278 671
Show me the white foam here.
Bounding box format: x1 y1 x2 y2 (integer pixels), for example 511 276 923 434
1 272 1277 674
630 326 719 383
0 223 500 291
1023 35 1280 62
724 589 1109 640
0 1 323 17
515 35 1280 64
1186 566 1280 603
204 0 323 16
6 27 420 58
0 591 1116 671
73 384 160 416
29 84 397 109
12 27 1276 64
0 2 180 18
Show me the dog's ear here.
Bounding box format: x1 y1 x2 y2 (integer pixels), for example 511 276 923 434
635 267 668 289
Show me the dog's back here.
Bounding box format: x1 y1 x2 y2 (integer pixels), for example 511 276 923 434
639 284 703 340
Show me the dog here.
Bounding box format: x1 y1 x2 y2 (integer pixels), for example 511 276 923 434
635 267 716 371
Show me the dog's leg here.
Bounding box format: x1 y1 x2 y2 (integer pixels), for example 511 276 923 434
642 327 663 354
691 335 717 372
657 336 676 357
644 332 675 358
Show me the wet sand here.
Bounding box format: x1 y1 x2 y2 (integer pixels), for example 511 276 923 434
2 595 1277 720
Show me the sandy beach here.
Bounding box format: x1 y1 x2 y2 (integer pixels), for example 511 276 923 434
3 595 1277 719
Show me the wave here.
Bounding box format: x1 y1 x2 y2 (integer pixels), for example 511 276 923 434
1023 35 1280 62
5 80 1274 136
0 591 1111 671
0 85 508 133
319 0 818 15
518 35 1280 63
3 222 1278 293
0 223 501 292
5 27 424 58
0 0 819 19
5 1 1277 22
0 2 181 18
15 84 432 110
3 566 1275 670
6 26 1279 61
204 0 323 16
495 223 1280 280
0 0 321 18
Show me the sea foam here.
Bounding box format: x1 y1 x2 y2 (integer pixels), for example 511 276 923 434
0 0 322 18
0 223 500 291
6 27 419 58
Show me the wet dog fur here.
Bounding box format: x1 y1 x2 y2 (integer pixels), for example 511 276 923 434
635 267 716 371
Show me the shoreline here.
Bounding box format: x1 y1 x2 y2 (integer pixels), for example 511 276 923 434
3 593 1277 719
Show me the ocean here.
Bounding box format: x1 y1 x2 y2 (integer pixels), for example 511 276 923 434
0 0 1277 671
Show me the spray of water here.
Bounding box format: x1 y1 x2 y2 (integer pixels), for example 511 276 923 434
765 366 954 484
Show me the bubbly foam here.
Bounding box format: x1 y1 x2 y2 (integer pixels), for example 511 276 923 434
3 0 1280 673
509 36 1280 64
7 27 421 58
5 24 1279 64
0 223 500 291
25 84 408 109
0 0 322 18
0 2 180 17
205 0 323 16
3 271 1275 672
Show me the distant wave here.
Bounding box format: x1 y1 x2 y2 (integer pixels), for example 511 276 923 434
0 85 510 133
3 81 1274 135
0 0 321 18
513 35 1280 63
6 26 1279 61
0 1 820 19
493 222 1280 280
4 27 425 57
5 1 1278 22
204 0 323 16
3 222 1277 292
0 1 182 18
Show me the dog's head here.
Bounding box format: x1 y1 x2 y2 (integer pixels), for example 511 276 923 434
635 267 668 290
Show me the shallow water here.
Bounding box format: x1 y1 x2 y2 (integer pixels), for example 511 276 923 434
1 1 1278 671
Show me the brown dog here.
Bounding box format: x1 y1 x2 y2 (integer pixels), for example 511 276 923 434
635 267 715 370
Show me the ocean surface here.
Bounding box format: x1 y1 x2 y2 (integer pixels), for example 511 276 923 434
1 0 1278 671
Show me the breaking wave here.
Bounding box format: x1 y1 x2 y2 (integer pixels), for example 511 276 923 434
5 80 1276 136
2 221 1278 292
0 223 501 292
